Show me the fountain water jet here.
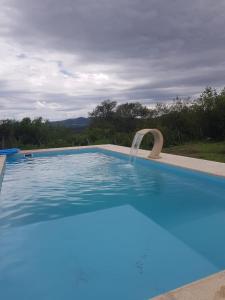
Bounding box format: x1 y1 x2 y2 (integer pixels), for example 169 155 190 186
130 129 163 161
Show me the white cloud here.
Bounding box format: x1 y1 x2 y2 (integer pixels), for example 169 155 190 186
0 36 150 119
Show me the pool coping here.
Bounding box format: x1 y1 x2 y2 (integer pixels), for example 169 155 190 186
151 270 225 300
21 144 225 178
98 144 225 178
0 155 6 190
0 155 6 177
4 144 225 298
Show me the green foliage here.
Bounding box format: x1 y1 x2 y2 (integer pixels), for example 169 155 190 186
0 118 79 149
1 87 225 153
89 100 117 120
164 141 225 163
87 87 225 148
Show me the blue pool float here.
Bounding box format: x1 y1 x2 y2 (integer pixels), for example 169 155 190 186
0 148 20 156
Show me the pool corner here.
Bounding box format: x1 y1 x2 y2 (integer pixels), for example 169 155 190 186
1 145 225 298
151 270 225 300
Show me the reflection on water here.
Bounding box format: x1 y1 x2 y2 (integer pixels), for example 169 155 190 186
1 150 225 269
0 152 164 228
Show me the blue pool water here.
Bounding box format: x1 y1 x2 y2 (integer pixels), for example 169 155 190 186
0 149 225 299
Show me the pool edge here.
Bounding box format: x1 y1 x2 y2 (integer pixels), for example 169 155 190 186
0 155 6 190
20 144 225 178
3 144 225 297
150 270 225 300
97 144 225 178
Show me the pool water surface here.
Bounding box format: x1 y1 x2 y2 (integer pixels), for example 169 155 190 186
0 149 225 299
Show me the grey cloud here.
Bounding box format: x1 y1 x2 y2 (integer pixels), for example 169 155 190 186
1 0 225 119
7 0 225 61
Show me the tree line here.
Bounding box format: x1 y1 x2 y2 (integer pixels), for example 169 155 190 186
1 87 225 150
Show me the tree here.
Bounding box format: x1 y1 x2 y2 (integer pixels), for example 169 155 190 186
89 100 117 120
116 102 150 119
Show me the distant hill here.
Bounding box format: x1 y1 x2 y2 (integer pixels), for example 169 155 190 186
51 117 90 129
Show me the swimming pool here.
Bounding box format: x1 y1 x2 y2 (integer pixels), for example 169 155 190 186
0 148 225 299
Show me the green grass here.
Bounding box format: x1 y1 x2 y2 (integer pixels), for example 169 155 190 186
164 141 225 163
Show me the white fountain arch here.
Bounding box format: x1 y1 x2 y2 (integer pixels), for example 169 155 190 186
130 129 163 159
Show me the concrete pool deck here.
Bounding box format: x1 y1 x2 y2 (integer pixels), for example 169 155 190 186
98 144 225 178
151 271 225 300
2 144 225 298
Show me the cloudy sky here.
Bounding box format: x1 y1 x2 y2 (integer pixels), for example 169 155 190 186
0 0 225 120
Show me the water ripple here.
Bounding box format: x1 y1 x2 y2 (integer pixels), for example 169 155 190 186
0 152 225 229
